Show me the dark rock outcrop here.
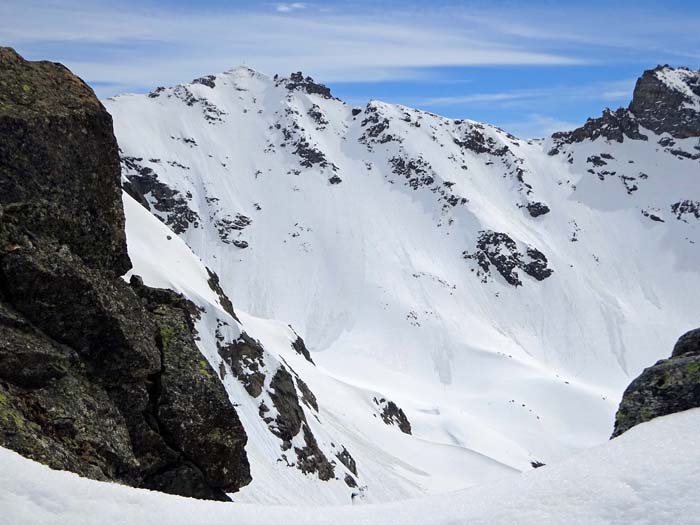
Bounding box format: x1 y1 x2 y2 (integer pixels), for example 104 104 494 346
629 66 700 138
526 202 550 218
192 75 216 89
373 397 412 435
550 66 699 149
206 268 239 320
120 155 201 235
291 332 315 364
550 108 647 147
612 328 700 438
218 332 266 398
0 47 130 275
131 282 251 496
463 230 553 287
0 48 250 500
671 199 700 221
281 72 333 99
268 367 335 480
336 446 357 476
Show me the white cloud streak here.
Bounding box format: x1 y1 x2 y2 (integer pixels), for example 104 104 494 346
418 79 637 108
1 0 696 105
496 114 581 139
276 3 308 13
0 0 587 93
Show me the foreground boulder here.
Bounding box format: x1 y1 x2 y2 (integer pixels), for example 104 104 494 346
612 328 700 437
0 47 130 274
0 47 250 499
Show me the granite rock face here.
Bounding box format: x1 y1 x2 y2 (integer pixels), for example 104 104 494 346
612 328 700 438
0 47 250 500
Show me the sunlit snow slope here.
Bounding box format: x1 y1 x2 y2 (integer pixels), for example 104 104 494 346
123 192 515 505
106 66 700 503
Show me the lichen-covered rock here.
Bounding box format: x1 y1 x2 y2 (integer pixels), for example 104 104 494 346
0 47 130 275
0 302 73 388
612 328 700 438
133 284 251 497
0 48 250 501
672 328 700 357
1 241 160 380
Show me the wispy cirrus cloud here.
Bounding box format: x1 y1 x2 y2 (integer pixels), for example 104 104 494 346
2 0 697 138
496 114 581 139
4 1 697 93
0 0 589 95
418 79 637 108
275 3 308 13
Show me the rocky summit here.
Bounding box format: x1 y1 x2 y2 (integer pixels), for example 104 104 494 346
0 48 250 501
551 65 700 147
630 66 700 138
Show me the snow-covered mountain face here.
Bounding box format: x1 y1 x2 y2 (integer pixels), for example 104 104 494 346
105 65 700 504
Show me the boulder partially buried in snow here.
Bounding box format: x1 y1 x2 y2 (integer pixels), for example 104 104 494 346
612 328 700 437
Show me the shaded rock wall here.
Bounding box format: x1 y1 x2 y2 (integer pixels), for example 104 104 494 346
630 66 700 139
0 47 130 275
551 65 699 148
0 47 250 500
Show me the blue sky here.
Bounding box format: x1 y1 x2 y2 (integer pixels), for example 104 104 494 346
3 0 699 137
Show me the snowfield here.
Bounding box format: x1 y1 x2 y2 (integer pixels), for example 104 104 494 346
102 66 700 503
1 409 698 524
122 192 519 504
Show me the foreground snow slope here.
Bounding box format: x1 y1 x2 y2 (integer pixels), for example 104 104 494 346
2 409 698 525
104 65 700 500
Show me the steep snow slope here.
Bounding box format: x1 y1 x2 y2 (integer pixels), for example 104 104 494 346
106 67 700 502
122 192 516 505
2 409 699 524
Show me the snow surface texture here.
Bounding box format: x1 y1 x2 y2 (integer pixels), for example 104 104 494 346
2 409 699 524
656 67 700 112
105 67 700 503
122 192 515 505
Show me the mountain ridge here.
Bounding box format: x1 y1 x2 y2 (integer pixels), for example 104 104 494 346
104 59 700 503
0 44 698 508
